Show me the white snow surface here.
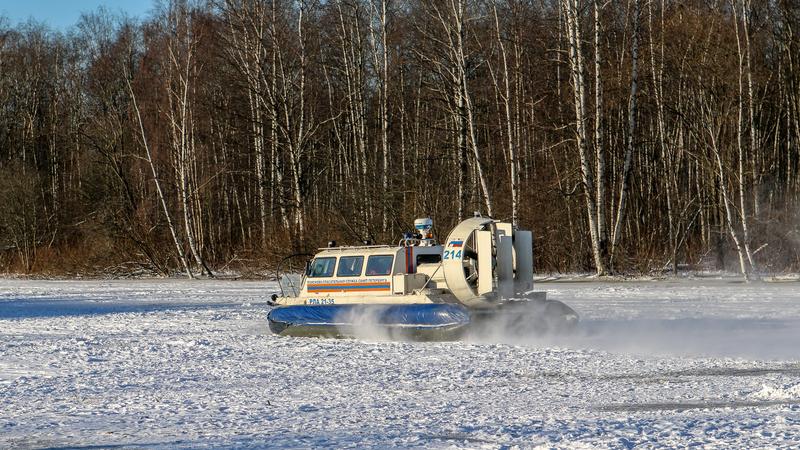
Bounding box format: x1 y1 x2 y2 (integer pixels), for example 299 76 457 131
1 278 800 448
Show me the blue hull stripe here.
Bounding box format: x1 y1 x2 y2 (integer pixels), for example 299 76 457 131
268 304 471 329
308 284 391 291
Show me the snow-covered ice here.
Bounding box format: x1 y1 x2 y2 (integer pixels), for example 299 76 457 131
1 278 800 448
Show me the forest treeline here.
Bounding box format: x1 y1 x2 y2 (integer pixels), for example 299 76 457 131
0 0 799 277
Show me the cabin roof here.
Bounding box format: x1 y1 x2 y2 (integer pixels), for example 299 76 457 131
316 244 392 251
313 244 442 258
314 245 399 258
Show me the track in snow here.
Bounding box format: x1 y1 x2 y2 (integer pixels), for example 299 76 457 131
1 278 800 448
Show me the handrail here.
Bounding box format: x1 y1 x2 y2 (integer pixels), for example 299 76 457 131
316 245 393 251
273 252 314 297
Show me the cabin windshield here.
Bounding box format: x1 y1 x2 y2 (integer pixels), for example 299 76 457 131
308 257 336 277
365 255 394 276
337 256 364 277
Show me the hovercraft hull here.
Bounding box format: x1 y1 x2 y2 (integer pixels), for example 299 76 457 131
267 303 471 341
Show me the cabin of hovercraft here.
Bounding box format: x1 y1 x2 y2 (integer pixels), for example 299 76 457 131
298 242 449 302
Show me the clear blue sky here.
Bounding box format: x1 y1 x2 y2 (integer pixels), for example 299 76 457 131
1 0 154 29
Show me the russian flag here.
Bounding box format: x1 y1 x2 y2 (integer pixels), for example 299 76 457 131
449 240 463 248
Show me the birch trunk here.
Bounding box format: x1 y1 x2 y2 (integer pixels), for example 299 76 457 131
370 0 390 233
610 0 640 267
450 0 492 216
291 3 306 239
594 0 608 268
492 2 518 226
456 82 468 220
562 0 607 275
732 0 755 276
166 8 212 277
712 129 748 277
126 75 193 278
741 0 759 271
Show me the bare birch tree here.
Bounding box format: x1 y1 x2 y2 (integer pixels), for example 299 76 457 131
126 72 193 278
561 0 607 274
610 0 640 267
164 2 213 276
491 1 519 226
593 0 608 267
732 0 757 276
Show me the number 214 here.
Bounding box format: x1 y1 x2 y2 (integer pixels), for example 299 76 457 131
443 249 462 260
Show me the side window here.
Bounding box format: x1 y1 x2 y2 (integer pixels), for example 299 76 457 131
308 257 336 278
337 256 364 277
416 254 441 265
365 255 394 276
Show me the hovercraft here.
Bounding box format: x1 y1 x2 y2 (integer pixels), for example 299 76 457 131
267 216 578 340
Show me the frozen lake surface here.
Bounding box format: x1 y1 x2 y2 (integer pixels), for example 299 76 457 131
1 278 800 448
